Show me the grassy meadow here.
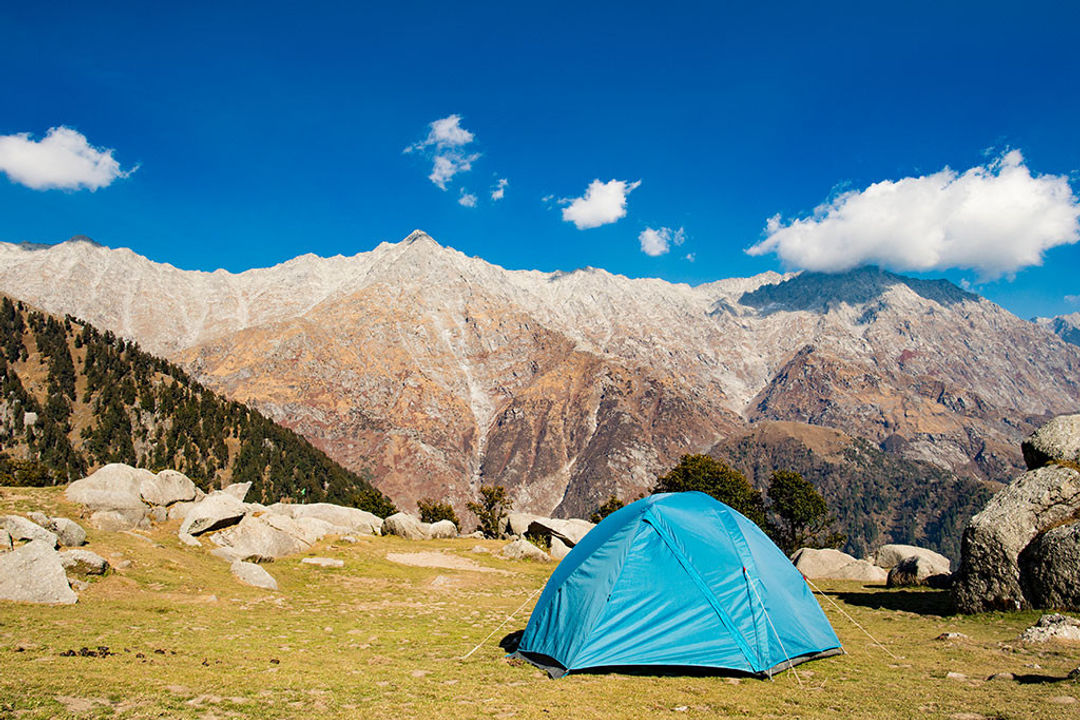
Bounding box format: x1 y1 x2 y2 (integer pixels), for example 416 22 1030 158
0 486 1077 720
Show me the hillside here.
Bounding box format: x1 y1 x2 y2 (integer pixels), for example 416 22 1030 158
0 232 1077 527
0 297 394 514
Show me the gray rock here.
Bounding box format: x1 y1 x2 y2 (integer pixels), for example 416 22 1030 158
291 516 346 544
168 501 196 522
791 547 888 582
953 464 1080 613
0 515 57 547
178 532 201 547
428 520 458 539
89 508 148 532
230 560 278 590
987 672 1015 682
0 530 10 553
58 549 109 575
66 463 154 512
550 536 571 561
45 517 87 547
526 518 595 547
265 502 383 535
26 511 48 526
872 544 951 573
210 514 310 561
505 512 542 538
222 481 252 502
210 547 241 562
139 469 197 507
179 492 247 536
1022 413 1080 469
383 512 430 540
301 557 344 567
0 540 77 604
887 555 952 588
1019 520 1080 610
497 538 552 562
1020 613 1080 642
148 506 167 523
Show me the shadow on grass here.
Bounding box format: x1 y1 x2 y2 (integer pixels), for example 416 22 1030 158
1014 673 1073 685
831 587 955 616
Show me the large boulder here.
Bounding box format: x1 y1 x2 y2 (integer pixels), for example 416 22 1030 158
887 555 952 588
45 517 87 547
427 520 458 539
139 470 197 507
90 509 148 532
382 512 430 540
0 540 77 604
266 503 383 535
505 513 542 538
498 538 552 562
222 482 252 502
179 492 247 536
953 464 1080 613
1022 413 1080 470
872 544 951 574
0 516 57 547
58 549 110 575
66 463 153 512
230 560 278 590
526 518 595 548
209 514 310 561
1019 521 1080 610
792 547 888 583
550 536 571 561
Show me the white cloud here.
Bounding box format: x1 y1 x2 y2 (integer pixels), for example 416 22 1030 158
1066 294 1080 305
404 114 480 190
491 178 508 201
638 226 685 256
458 189 477 208
747 150 1080 279
685 252 696 262
0 126 135 191
561 178 641 229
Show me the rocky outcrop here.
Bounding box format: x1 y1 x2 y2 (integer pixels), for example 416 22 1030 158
209 515 311 562
382 513 430 541
953 463 1080 612
58 549 110 575
526 518 595 548
265 503 382 535
46 518 87 547
427 520 458 539
1019 522 1080 610
138 470 198 507
66 464 153 529
0 540 77 604
1022 413 1080 469
791 547 888 582
497 538 552 562
887 555 951 588
1019 613 1080 642
0 516 57 547
230 560 278 590
222 482 252 502
872 544 950 574
179 492 247 536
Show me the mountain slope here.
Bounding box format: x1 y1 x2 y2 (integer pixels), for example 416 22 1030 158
0 296 394 514
1035 312 1080 347
0 232 1078 526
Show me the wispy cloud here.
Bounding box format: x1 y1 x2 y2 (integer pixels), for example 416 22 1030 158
685 252 696 262
458 189 477 207
0 126 136 191
1066 294 1080 305
638 226 685 256
405 114 480 190
748 150 1080 279
561 178 641 229
491 177 508 201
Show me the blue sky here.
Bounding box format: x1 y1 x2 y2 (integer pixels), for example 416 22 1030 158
1 1 1078 319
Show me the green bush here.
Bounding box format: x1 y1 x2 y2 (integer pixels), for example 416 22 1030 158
417 498 460 530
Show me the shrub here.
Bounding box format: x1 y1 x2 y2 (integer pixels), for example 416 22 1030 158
653 454 766 529
467 485 512 538
417 498 460 530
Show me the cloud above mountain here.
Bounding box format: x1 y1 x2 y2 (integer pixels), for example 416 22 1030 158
639 226 685 256
0 126 136 191
748 150 1080 279
404 114 480 190
562 178 641 229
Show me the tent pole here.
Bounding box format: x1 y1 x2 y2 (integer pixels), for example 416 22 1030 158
744 569 803 687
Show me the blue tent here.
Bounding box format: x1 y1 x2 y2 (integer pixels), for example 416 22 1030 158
512 491 842 678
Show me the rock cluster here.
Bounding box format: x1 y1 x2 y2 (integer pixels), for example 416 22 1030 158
788 542 952 586
0 512 94 604
954 414 1080 613
66 463 200 531
791 548 888 583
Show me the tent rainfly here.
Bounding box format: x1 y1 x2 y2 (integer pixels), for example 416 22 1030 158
512 491 843 678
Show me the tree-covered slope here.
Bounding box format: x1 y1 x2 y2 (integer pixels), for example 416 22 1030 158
0 296 394 515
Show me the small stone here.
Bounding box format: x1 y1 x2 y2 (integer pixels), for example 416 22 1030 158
59 549 110 575
935 632 969 641
1049 696 1077 705
986 672 1014 682
945 671 967 681
300 557 344 568
114 560 132 569
230 561 278 590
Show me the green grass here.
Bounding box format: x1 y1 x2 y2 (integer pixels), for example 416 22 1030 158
1 486 1078 719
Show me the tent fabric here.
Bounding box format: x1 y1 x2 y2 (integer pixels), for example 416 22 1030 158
512 491 843 678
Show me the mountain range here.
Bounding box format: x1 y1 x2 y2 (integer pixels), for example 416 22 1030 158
0 231 1077 543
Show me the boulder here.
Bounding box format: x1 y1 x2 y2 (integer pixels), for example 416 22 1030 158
527 518 595 547
46 517 87 547
1019 613 1080 642
58 549 110 575
1019 521 1080 610
26 511 48 526
178 532 201 547
382 512 430 540
292 516 344 544
887 555 952 588
1022 413 1080 470
265 502 383 535
872 544 951 574
179 492 248 536
209 514 310 561
222 482 252 502
428 520 458 539
497 538 552 562
90 509 147 532
0 540 77 604
505 513 542 538
66 463 153 513
168 501 196 522
139 469 197 507
0 530 10 552
953 464 1080 613
550 536 571 561
0 515 57 547
230 560 278 590
792 547 888 583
